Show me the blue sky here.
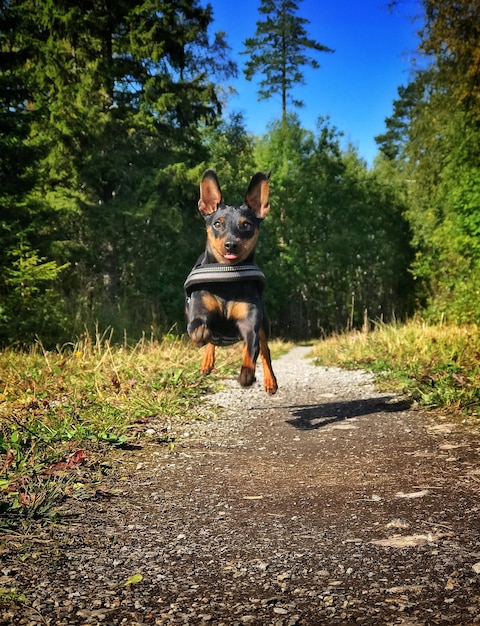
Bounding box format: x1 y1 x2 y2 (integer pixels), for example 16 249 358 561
208 0 424 167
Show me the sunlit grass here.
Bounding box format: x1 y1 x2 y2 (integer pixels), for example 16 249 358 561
310 320 480 420
1 331 288 528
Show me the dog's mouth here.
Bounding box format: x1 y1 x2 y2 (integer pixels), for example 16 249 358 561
223 253 239 262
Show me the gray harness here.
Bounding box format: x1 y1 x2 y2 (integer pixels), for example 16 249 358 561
184 256 266 347
184 262 265 295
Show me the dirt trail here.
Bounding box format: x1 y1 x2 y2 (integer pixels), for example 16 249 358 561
2 347 480 625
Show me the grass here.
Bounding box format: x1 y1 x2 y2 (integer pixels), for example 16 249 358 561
7 317 477 528
310 320 480 421
0 330 288 530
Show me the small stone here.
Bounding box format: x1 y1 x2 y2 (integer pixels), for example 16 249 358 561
273 606 289 614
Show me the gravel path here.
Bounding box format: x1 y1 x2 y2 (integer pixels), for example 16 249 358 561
1 346 480 625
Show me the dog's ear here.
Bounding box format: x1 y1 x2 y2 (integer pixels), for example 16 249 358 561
245 171 270 219
198 169 222 216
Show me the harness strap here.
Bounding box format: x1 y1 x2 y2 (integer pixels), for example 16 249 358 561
184 262 265 295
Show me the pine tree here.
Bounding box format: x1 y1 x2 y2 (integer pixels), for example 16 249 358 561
242 0 333 119
0 0 237 342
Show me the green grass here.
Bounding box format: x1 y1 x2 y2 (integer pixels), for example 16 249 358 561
310 320 480 421
0 332 288 529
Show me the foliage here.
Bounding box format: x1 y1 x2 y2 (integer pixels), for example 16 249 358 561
1 241 70 345
242 0 333 118
197 112 257 201
310 321 480 419
0 0 236 345
255 115 414 338
374 0 480 324
420 0 480 116
0 332 255 528
6 0 480 342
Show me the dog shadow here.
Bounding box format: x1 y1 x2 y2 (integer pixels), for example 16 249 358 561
286 396 411 430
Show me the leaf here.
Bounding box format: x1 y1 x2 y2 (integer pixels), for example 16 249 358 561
124 573 143 585
452 372 467 386
1 449 15 474
19 493 31 506
50 449 87 471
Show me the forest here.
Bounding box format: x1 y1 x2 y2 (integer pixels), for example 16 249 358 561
1 0 479 346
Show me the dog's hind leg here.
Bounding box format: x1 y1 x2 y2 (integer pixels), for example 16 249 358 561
259 328 278 395
238 333 258 388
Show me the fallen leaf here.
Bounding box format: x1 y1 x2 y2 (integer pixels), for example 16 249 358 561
472 562 480 574
19 493 32 506
66 449 87 468
50 449 87 472
386 585 423 594
124 573 143 585
452 373 467 386
428 424 453 433
1 449 15 474
386 519 410 530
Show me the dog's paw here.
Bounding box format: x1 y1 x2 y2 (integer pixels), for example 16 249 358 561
189 323 212 347
238 366 256 388
264 376 278 395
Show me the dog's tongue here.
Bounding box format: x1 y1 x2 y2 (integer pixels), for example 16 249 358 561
224 253 238 261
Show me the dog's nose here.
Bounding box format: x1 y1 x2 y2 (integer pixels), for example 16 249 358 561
224 240 238 252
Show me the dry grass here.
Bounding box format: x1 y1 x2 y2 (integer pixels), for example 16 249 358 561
0 331 289 528
310 320 480 420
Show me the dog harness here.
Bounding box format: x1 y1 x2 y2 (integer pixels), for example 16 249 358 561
184 255 265 296
184 255 266 347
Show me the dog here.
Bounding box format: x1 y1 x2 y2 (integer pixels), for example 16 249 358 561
184 169 278 395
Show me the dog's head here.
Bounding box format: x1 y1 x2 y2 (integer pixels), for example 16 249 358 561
198 169 270 265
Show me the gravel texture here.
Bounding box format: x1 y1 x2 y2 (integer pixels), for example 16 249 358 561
1 346 480 625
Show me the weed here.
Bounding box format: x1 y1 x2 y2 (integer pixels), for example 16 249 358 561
0 474 73 529
1 331 277 528
0 588 26 604
310 320 480 420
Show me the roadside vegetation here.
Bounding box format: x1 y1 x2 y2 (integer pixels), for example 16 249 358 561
311 320 480 422
1 320 479 533
0 333 289 531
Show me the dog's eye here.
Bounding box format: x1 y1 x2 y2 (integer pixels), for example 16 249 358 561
242 220 253 231
213 220 222 230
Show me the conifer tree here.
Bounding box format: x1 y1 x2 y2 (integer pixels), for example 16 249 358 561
242 0 333 119
0 0 237 342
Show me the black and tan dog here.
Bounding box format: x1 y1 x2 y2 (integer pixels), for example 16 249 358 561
184 169 278 395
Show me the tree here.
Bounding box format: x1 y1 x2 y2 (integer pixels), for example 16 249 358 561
0 0 237 343
374 0 480 324
255 116 413 337
420 0 480 117
374 72 432 163
242 0 333 119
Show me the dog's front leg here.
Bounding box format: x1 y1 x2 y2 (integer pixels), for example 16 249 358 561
200 343 216 376
187 292 213 347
